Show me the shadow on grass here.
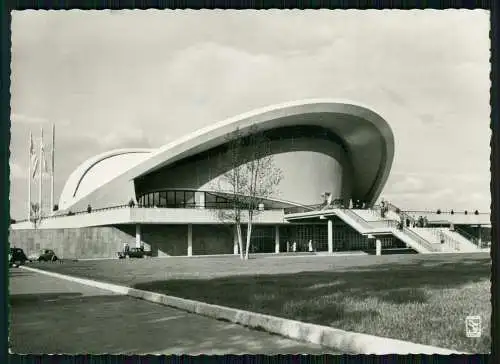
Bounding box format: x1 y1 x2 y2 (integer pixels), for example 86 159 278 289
133 256 490 326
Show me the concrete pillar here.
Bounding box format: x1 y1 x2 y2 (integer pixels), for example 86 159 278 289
135 224 141 248
327 219 333 253
233 226 239 255
376 238 382 256
187 224 193 257
275 226 280 254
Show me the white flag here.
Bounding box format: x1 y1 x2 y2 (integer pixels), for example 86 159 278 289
40 130 49 176
30 133 38 180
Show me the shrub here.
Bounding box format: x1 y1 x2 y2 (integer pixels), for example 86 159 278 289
437 209 441 214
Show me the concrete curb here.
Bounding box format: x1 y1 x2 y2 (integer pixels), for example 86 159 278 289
19 265 464 355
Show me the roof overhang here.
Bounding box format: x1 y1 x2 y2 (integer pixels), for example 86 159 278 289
58 99 395 210
128 99 395 205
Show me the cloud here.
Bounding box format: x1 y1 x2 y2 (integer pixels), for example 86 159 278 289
9 161 25 179
97 126 154 149
8 10 490 219
386 175 425 194
11 113 49 124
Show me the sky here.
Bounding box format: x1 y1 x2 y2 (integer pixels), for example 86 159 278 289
9 9 491 219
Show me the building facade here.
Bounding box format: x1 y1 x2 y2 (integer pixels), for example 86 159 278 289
14 99 486 259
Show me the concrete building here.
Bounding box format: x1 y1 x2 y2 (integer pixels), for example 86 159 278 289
10 99 490 259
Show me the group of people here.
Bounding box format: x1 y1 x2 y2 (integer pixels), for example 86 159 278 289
380 200 390 218
321 193 367 210
286 240 316 253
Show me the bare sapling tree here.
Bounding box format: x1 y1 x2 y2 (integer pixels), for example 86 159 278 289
31 202 41 229
215 125 283 260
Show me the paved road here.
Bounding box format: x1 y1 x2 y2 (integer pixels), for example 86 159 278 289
9 268 333 355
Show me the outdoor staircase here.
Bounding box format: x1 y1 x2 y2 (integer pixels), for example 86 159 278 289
331 208 437 254
333 206 483 254
440 229 482 252
383 202 481 253
284 200 482 255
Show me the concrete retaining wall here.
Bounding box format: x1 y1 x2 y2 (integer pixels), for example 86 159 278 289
9 224 235 259
9 226 135 259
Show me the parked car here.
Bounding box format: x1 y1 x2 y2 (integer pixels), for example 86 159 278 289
127 247 145 258
9 248 28 267
117 247 149 259
29 249 58 262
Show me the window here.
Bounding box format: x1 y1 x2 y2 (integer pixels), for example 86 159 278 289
167 191 175 207
159 192 167 207
185 191 195 207
175 191 185 207
205 192 217 208
154 192 160 207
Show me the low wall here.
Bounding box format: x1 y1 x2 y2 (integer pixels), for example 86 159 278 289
9 224 235 259
9 226 135 259
193 225 233 255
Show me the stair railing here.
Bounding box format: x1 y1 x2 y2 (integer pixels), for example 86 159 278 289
454 227 482 247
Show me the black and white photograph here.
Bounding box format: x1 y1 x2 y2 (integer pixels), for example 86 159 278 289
8 9 491 355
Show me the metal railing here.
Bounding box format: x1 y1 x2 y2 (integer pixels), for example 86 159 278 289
453 227 489 248
424 228 460 252
18 201 282 223
284 200 439 253
339 208 374 230
283 199 347 215
398 227 442 252
369 219 400 229
283 204 324 215
383 201 444 252
46 204 130 219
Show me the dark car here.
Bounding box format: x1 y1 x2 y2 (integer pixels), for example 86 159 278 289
29 249 58 262
127 247 145 258
9 248 28 267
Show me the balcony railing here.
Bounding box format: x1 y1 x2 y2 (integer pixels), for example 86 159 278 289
454 227 490 249
16 201 287 223
283 199 345 215
339 209 374 230
399 227 442 252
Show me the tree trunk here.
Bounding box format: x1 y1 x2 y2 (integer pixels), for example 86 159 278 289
236 222 244 260
245 213 253 260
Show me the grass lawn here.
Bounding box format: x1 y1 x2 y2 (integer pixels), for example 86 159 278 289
31 253 491 353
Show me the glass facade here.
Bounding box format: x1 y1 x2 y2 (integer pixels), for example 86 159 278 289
278 223 406 252
280 224 329 252
138 190 233 209
241 226 275 253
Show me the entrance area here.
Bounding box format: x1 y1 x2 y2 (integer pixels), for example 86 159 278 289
280 224 328 252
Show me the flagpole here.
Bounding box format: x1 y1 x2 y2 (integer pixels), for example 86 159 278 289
28 131 32 221
50 124 55 215
38 127 43 219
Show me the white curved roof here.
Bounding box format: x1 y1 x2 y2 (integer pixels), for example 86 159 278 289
59 99 394 210
129 99 395 205
58 148 153 210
